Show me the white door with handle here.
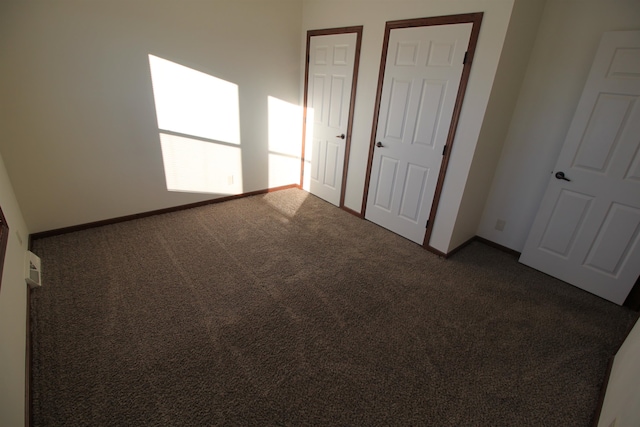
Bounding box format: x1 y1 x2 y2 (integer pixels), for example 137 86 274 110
304 32 358 206
365 23 472 244
520 30 640 305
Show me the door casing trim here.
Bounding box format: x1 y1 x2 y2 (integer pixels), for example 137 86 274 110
301 26 363 211
360 13 483 250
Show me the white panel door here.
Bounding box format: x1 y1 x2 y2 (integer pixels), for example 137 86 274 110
365 24 472 244
520 31 640 305
305 33 357 206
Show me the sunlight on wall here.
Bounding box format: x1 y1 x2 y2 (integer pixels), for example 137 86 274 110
302 107 315 192
149 55 242 195
267 96 303 188
159 133 242 194
149 55 240 144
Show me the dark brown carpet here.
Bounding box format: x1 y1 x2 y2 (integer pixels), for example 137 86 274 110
30 188 638 426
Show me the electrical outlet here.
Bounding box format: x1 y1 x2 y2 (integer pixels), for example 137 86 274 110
227 175 234 185
495 219 506 231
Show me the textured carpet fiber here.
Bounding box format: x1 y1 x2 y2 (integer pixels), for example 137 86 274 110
30 188 638 426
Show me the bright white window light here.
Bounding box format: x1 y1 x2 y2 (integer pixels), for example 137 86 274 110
302 107 315 192
159 133 242 195
267 96 303 188
148 55 243 195
149 55 240 144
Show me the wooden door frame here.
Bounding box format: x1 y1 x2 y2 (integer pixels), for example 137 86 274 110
360 13 483 251
301 26 363 210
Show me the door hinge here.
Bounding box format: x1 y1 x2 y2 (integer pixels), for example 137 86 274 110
442 145 447 156
426 220 429 229
463 51 469 65
307 53 310 63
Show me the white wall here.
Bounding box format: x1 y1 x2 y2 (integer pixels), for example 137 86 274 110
582 4 640 421
477 0 640 252
598 319 640 427
448 0 546 252
0 152 30 427
0 0 303 233
302 0 515 253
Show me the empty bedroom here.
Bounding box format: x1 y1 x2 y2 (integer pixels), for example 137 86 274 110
1 0 639 426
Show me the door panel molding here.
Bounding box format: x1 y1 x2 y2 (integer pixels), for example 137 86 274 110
301 26 363 210
361 13 483 247
519 30 640 305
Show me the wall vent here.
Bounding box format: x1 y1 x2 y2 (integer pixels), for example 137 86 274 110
25 250 42 288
